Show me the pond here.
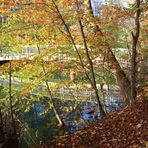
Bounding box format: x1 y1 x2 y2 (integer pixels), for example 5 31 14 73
19 97 124 148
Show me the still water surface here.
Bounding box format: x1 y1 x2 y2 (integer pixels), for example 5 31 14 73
19 98 123 148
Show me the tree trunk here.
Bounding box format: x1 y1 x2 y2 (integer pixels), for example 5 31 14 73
100 83 107 114
107 49 131 104
130 0 141 108
78 17 106 118
36 44 64 127
0 108 4 142
9 61 16 135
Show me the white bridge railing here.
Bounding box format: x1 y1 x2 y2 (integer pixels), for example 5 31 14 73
0 77 125 105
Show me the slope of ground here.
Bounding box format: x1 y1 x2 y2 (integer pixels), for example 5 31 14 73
40 90 148 148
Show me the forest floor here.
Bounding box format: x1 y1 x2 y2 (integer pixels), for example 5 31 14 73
40 88 148 148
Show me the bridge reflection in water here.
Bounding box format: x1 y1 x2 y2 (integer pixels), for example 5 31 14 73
0 76 125 108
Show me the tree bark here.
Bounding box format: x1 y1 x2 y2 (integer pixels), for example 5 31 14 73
130 0 141 108
9 61 16 134
78 17 106 118
0 108 4 141
100 83 107 114
107 49 131 104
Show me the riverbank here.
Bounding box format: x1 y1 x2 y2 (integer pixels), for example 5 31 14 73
40 90 148 148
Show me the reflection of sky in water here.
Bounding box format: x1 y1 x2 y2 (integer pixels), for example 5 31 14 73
83 113 91 119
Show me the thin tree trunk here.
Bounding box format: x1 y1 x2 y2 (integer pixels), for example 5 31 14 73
36 44 64 126
0 108 4 141
130 0 141 108
77 14 106 117
9 61 16 134
100 83 107 114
